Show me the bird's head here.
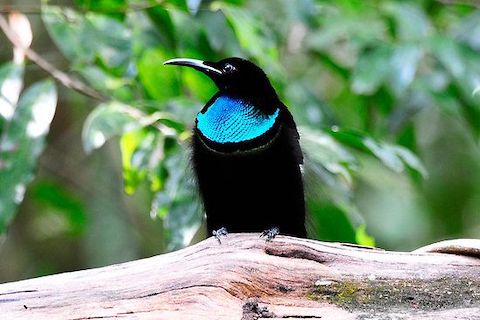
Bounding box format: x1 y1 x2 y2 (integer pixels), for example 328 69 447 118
164 57 279 111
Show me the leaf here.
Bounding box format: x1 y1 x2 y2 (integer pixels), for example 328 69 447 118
388 45 423 96
82 101 144 153
430 36 480 137
137 48 180 101
77 65 134 100
42 5 132 73
75 0 127 18
383 2 431 41
351 46 392 95
0 80 57 233
300 126 358 185
145 6 176 49
0 63 24 124
30 180 87 236
168 9 213 57
454 11 480 51
120 129 164 194
308 202 357 243
42 6 96 65
355 225 376 247
220 4 278 66
328 128 427 177
150 145 202 250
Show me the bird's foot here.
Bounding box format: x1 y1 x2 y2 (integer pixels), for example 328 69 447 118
212 227 228 244
260 227 279 241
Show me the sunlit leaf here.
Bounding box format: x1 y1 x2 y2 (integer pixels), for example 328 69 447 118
0 63 24 125
355 225 375 247
82 101 151 153
75 0 127 18
120 129 165 194
121 129 148 194
0 80 57 233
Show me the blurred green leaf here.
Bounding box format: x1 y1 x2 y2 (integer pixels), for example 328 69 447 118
82 101 155 153
75 0 127 17
308 202 357 243
301 127 358 185
121 129 147 194
150 145 201 249
169 9 213 57
145 6 176 49
355 225 375 247
0 63 24 130
455 11 480 51
430 36 480 137
383 2 431 40
388 45 423 96
78 66 134 100
42 6 96 65
220 4 278 65
42 5 132 74
0 80 57 233
138 48 180 101
351 46 392 95
120 129 165 194
328 128 427 177
30 181 87 236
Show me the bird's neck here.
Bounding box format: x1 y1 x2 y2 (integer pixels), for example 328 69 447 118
222 88 280 115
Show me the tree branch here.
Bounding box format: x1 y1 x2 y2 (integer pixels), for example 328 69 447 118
0 234 479 319
0 14 107 101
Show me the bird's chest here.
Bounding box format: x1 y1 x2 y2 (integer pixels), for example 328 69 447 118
195 96 280 144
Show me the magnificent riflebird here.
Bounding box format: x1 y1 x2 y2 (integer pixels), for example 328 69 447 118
164 57 306 238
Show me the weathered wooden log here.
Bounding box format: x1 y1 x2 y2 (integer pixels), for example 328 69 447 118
0 234 479 319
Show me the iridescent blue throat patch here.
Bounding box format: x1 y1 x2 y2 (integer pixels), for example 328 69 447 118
196 96 280 144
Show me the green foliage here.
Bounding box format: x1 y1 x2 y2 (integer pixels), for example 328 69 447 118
38 0 479 247
0 73 57 233
29 181 87 236
1 0 479 250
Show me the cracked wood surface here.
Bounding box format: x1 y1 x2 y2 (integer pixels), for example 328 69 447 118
0 234 479 320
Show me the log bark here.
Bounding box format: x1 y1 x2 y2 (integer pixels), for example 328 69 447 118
0 234 479 320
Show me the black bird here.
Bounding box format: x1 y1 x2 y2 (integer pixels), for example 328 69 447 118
164 57 306 238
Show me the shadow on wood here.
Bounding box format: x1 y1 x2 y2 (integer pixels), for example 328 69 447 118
0 234 479 319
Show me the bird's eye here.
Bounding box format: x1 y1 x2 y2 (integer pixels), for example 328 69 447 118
223 64 236 74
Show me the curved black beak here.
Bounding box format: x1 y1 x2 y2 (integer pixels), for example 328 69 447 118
164 58 222 76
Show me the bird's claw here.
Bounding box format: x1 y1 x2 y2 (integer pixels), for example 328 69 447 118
260 227 279 241
213 227 228 244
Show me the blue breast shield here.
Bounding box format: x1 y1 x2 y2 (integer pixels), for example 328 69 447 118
196 96 280 144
